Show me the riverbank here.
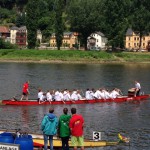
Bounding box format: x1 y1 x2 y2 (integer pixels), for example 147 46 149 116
0 49 150 63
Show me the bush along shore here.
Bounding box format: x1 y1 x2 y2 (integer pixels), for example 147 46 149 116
0 49 150 63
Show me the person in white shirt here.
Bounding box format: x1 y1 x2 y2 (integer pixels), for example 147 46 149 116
39 92 47 104
99 89 106 100
46 90 52 104
71 90 79 101
38 89 43 101
103 89 111 99
94 89 101 99
135 81 141 96
110 88 120 99
54 89 61 101
77 90 82 100
63 90 71 101
85 89 91 100
89 88 95 100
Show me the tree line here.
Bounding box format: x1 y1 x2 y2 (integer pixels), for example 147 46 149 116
0 0 150 50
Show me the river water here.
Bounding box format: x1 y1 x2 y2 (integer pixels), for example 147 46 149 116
0 62 150 150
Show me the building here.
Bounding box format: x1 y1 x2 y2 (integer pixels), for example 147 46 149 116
37 30 42 44
10 26 42 48
16 26 27 48
10 26 27 47
10 26 18 44
125 28 150 50
87 32 107 50
50 32 77 49
0 26 10 41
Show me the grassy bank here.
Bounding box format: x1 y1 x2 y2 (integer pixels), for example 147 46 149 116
0 49 150 63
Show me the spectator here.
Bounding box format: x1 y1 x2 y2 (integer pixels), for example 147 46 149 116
69 108 84 150
58 108 71 150
41 108 58 150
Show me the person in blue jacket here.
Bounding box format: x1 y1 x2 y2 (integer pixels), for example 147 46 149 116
41 107 58 150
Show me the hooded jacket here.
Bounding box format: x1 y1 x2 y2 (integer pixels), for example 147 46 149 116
58 114 71 137
41 113 58 135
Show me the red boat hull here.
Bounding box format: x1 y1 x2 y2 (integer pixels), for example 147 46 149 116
1 95 150 106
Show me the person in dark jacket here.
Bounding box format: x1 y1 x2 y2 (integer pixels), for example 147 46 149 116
58 108 71 150
41 108 58 150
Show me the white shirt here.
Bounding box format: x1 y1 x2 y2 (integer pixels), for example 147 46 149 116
59 92 64 100
99 90 105 99
46 92 52 101
89 91 95 99
85 90 91 100
135 82 141 89
103 91 111 99
110 90 120 99
55 91 61 101
39 94 46 101
94 90 101 99
71 91 78 100
63 91 71 101
38 91 43 99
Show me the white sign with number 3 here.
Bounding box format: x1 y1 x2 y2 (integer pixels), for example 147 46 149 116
93 131 101 141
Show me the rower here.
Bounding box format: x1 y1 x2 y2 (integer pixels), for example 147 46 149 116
54 89 62 101
46 90 52 104
37 88 43 102
85 89 91 100
135 81 141 96
39 92 46 104
110 88 120 99
63 89 71 101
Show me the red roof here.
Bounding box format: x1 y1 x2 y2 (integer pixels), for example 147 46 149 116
0 26 9 33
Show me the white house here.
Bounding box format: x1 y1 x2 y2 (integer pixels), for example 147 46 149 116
10 26 18 44
87 32 107 50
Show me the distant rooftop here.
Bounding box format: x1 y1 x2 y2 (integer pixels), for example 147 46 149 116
0 26 9 33
126 28 133 36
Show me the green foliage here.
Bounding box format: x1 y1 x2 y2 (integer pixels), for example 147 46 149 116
54 0 64 50
15 12 26 27
0 38 18 49
131 0 150 49
68 0 103 50
101 0 131 49
26 0 40 49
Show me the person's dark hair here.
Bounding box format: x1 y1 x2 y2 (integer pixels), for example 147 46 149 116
63 108 68 114
71 108 76 114
49 108 54 113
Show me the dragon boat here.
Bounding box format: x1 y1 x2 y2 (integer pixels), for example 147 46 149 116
1 94 150 106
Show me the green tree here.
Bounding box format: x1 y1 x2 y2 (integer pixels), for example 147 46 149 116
131 0 150 50
26 0 39 49
37 0 54 42
54 0 64 50
101 0 132 50
16 12 26 27
68 0 103 50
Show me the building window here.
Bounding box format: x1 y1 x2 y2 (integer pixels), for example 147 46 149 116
143 37 145 40
137 37 139 40
128 43 130 46
97 39 98 42
134 37 136 40
129 37 130 40
134 43 136 46
137 43 139 46
143 43 145 46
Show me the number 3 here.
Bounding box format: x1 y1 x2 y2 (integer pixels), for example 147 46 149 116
93 131 101 140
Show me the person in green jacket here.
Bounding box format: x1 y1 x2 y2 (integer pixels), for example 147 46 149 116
58 108 71 150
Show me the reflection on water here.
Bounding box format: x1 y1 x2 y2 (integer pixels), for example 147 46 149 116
0 62 150 150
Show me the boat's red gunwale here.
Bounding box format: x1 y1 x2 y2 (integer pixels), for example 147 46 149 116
1 95 150 106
